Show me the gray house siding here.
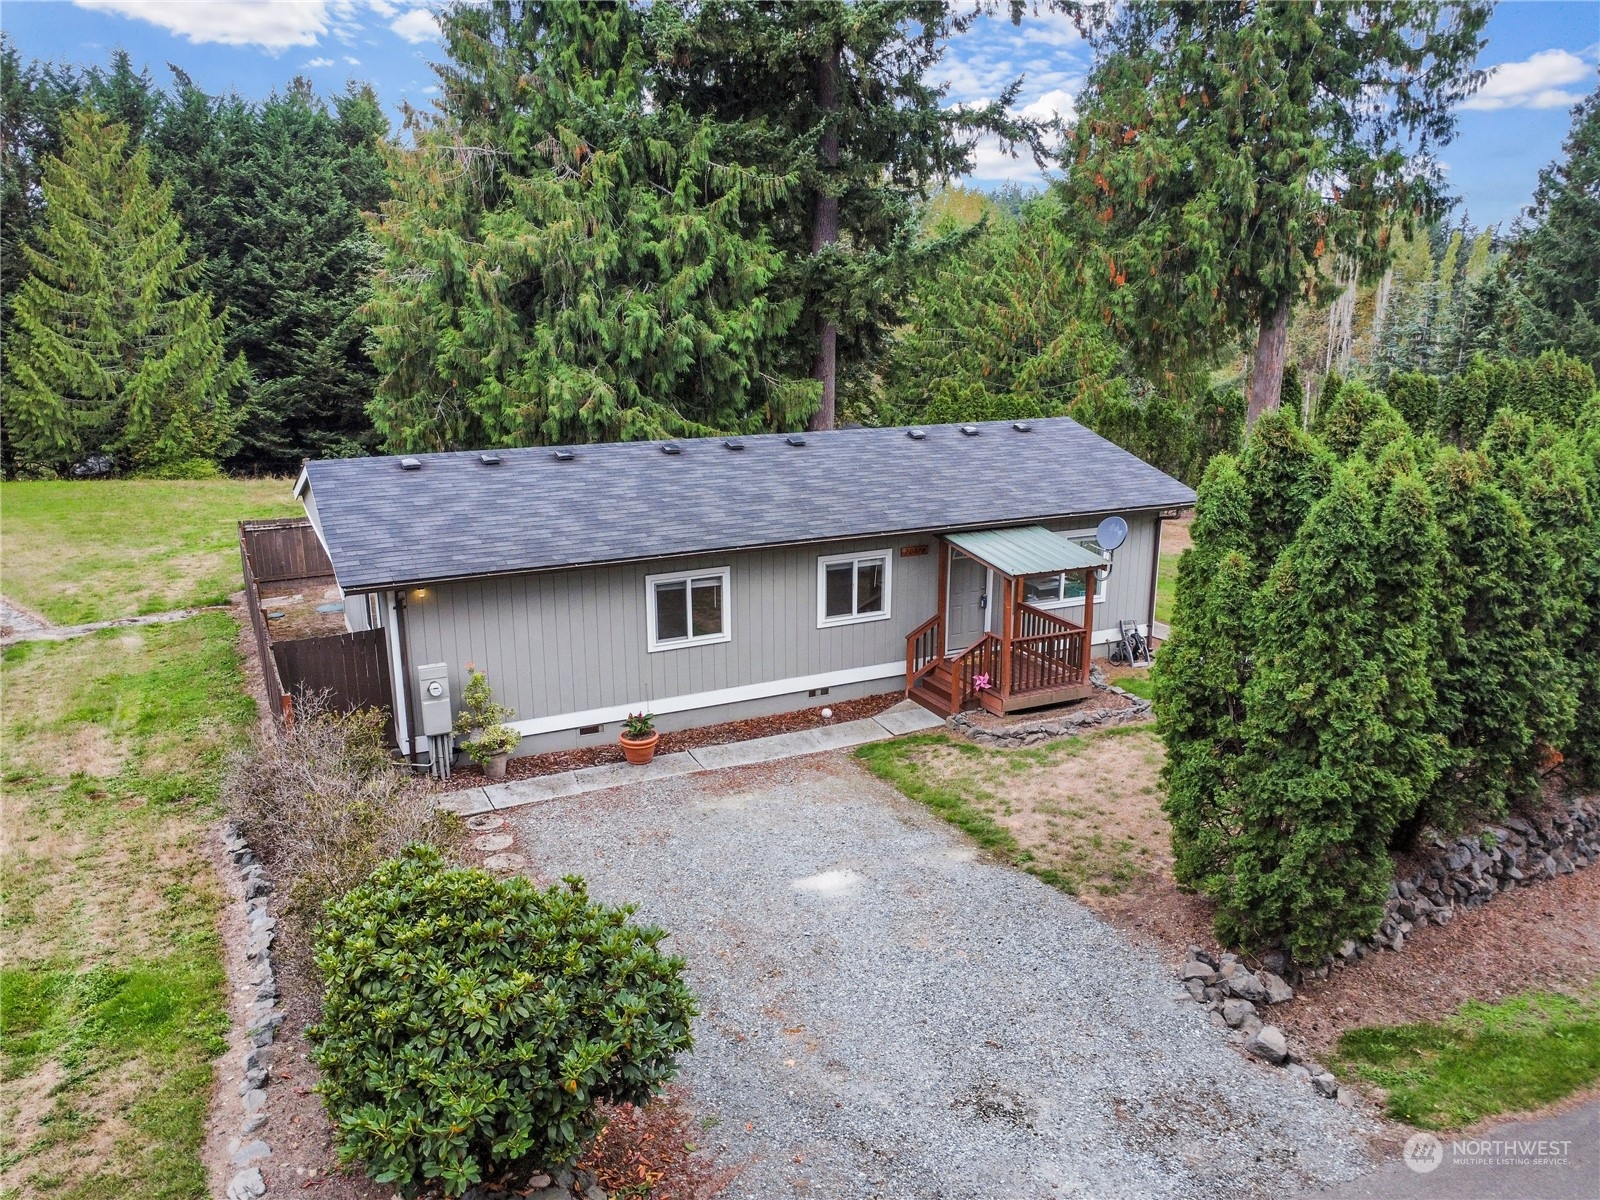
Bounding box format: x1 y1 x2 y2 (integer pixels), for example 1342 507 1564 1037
396 512 1161 756
1040 514 1159 641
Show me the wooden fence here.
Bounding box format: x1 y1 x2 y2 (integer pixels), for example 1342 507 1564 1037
240 517 333 585
239 519 395 742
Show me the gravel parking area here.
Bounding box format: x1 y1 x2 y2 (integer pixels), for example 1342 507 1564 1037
509 752 1378 1200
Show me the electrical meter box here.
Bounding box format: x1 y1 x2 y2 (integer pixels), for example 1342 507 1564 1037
416 662 453 737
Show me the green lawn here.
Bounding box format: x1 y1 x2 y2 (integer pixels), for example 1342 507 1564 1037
1154 549 1180 627
1332 990 1600 1130
0 479 299 626
0 614 254 1198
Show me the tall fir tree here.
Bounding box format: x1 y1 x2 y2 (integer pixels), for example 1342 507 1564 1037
1058 1 1491 423
1568 395 1600 782
366 0 805 451
152 77 390 469
1509 82 1600 373
2 108 244 476
649 0 1045 429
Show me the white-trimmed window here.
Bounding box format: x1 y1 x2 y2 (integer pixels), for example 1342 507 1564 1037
818 550 892 627
646 567 731 651
1021 535 1107 609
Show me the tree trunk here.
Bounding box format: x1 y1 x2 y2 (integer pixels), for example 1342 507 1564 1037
1246 299 1291 426
808 40 842 432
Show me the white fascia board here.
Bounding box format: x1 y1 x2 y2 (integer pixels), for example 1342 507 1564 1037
507 660 905 738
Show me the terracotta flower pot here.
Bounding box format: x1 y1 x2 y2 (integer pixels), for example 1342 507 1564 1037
619 731 660 765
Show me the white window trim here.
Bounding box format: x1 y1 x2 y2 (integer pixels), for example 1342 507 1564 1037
1022 529 1109 612
817 549 894 628
646 566 732 652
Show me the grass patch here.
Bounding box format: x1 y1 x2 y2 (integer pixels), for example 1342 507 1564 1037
1154 549 1180 627
0 478 298 625
1111 668 1156 702
0 615 251 1198
1332 989 1600 1130
856 725 1168 896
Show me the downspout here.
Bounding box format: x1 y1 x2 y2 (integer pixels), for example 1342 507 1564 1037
387 590 415 757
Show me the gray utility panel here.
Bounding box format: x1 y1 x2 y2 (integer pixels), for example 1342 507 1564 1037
416 661 453 736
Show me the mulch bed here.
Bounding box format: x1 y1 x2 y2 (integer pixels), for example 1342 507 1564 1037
425 690 908 793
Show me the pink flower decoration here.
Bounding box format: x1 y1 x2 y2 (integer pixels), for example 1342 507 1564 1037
972 673 991 692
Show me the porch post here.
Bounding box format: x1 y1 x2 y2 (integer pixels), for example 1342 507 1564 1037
936 536 949 649
1080 568 1096 683
999 574 1014 697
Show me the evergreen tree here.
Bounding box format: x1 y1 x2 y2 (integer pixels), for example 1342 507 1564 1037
1568 395 1600 781
366 0 805 451
1237 408 1336 580
2 108 244 476
1510 83 1600 373
152 77 390 468
1155 454 1256 891
1424 447 1571 826
1223 463 1438 962
650 0 1046 429
1385 371 1442 432
1058 1 1491 423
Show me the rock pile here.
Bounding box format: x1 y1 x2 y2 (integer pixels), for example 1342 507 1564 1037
222 822 284 1200
1177 947 1356 1106
951 676 1153 748
1317 794 1598 973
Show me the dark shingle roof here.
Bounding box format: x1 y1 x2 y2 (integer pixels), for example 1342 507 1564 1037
301 418 1197 592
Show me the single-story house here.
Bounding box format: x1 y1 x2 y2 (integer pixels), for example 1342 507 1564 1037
295 418 1195 759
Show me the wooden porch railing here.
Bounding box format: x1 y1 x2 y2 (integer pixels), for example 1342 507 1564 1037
905 612 943 690
1010 603 1086 694
952 632 1000 714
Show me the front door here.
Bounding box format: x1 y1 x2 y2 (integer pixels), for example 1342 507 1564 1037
946 551 990 654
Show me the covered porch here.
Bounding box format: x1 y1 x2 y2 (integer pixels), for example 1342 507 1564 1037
905 526 1101 716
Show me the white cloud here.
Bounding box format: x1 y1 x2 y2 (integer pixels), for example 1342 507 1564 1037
1460 49 1594 111
73 0 335 51
1019 87 1077 125
390 7 440 44
344 55 362 65
365 0 398 15
304 56 335 68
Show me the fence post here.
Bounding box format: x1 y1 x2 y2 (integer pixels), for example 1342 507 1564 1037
280 693 295 732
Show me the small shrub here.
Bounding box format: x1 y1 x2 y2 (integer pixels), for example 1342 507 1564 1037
454 666 520 766
310 846 697 1197
222 693 460 968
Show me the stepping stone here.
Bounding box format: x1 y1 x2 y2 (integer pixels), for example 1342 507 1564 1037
472 833 514 853
465 814 505 831
483 852 530 873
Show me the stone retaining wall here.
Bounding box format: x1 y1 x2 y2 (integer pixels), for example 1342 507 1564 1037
221 822 284 1200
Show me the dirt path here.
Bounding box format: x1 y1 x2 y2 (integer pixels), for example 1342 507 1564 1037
0 594 225 646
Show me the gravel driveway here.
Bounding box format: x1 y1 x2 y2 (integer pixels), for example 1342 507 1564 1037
508 752 1378 1199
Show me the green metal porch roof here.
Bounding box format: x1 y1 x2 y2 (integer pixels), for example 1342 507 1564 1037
946 525 1105 578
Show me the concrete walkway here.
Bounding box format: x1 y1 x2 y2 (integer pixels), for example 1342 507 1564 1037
436 700 946 816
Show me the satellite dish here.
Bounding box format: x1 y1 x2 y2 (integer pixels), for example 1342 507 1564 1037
1095 515 1129 553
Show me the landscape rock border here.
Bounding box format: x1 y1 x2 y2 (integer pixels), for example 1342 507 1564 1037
950 670 1153 748
1174 792 1598 1105
222 821 283 1200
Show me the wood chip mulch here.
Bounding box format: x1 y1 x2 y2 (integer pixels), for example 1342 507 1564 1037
424 690 908 793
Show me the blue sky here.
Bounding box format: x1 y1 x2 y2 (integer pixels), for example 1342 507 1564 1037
3 0 1597 230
